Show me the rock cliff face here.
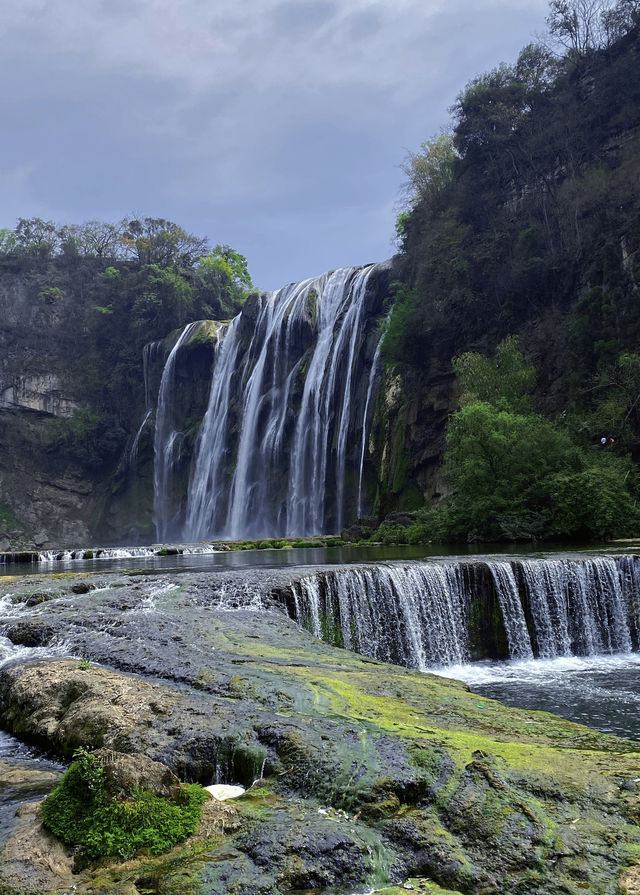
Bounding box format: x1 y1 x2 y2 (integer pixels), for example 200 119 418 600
0 272 99 548
0 262 408 547
0 267 222 547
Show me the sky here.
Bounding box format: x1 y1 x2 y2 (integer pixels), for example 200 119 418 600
1 0 550 291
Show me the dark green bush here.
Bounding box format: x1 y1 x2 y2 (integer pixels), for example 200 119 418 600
41 749 207 860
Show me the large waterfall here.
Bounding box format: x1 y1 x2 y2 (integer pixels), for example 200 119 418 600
153 263 388 541
284 555 640 670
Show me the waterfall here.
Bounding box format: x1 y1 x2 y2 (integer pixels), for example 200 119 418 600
357 337 382 518
184 320 241 539
153 322 201 541
285 555 640 670
291 562 469 669
182 262 386 540
488 562 533 660
129 408 152 466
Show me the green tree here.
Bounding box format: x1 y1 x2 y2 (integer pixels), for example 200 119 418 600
120 217 208 267
400 133 457 210
453 336 536 412
196 245 254 317
443 339 638 541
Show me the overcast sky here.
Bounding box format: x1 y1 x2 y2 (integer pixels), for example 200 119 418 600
1 0 550 290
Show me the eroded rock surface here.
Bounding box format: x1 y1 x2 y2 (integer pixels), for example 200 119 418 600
0 569 639 894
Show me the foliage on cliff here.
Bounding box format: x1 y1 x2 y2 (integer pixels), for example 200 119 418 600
390 11 640 367
443 337 638 541
380 4 640 533
0 217 255 425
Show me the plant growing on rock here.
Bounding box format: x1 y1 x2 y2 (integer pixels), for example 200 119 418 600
40 747 208 861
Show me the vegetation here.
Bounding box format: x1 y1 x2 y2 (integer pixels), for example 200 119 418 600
0 216 255 432
41 748 207 861
370 337 638 543
377 1 640 539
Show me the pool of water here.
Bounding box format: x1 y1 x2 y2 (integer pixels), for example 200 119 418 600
1 544 435 577
2 539 635 578
436 653 640 740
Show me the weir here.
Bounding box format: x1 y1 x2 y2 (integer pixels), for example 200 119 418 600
152 263 389 541
284 554 640 669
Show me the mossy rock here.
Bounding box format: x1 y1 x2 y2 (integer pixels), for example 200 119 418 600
41 748 208 862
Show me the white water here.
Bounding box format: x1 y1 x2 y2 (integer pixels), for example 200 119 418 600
357 338 383 519
184 319 241 540
438 653 640 739
488 562 533 660
37 544 222 564
289 555 640 670
179 263 386 540
129 408 152 466
153 321 201 541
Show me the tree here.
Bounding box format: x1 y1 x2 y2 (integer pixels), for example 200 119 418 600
545 0 640 55
196 245 254 317
400 133 457 210
120 218 208 267
13 217 59 257
601 0 640 41
453 336 536 413
77 220 124 258
444 338 638 540
0 229 16 255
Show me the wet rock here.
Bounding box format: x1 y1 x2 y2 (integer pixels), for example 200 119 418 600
241 816 368 891
93 748 183 801
70 581 96 594
4 621 56 647
0 660 181 757
0 760 59 792
1 570 640 895
0 802 75 894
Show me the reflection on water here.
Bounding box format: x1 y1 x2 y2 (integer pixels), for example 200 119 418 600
1 544 435 577
435 654 640 740
2 539 634 578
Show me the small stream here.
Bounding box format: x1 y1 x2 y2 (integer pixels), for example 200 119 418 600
0 731 63 844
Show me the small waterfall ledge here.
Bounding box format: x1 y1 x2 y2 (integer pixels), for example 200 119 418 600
282 554 640 669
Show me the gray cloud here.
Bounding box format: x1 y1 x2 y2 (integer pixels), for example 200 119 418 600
1 0 549 289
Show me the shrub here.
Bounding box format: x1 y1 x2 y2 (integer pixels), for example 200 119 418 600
41 748 207 860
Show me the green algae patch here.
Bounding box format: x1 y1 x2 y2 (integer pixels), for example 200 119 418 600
376 881 465 895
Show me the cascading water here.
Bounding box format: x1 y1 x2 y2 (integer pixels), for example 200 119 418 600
180 262 387 540
488 562 533 660
287 555 640 670
357 338 383 519
153 321 201 541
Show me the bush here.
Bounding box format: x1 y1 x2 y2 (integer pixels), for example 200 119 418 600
41 749 207 860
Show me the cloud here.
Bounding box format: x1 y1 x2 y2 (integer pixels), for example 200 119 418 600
0 0 550 288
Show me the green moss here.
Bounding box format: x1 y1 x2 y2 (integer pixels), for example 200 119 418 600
41 749 207 861
0 504 21 531
186 320 221 345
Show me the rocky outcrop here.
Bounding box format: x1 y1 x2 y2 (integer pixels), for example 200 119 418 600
0 568 639 894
